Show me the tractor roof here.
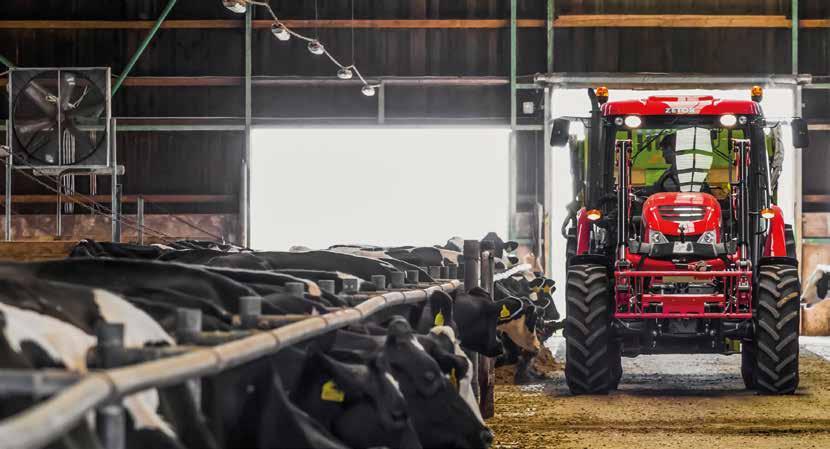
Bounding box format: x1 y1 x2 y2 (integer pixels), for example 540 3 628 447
601 95 762 116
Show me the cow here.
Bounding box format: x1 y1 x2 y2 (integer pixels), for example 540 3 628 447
802 265 830 336
0 277 196 449
380 317 493 448
492 274 562 384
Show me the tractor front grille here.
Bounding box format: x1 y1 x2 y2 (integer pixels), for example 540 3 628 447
658 205 705 222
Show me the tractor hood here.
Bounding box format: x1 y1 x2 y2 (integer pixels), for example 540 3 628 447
642 192 721 239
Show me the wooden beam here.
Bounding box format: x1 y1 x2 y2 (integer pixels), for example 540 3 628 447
5 194 234 204
554 14 792 28
805 194 830 204
0 16 826 30
0 241 78 262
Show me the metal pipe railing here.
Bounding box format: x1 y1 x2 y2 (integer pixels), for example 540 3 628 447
0 280 460 449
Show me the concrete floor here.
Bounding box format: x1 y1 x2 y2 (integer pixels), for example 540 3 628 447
489 336 830 449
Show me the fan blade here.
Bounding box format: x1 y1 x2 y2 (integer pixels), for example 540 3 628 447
60 72 77 111
73 103 105 119
65 120 97 155
20 129 58 162
22 81 58 117
15 117 56 135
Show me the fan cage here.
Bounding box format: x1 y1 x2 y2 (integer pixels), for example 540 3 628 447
7 67 111 169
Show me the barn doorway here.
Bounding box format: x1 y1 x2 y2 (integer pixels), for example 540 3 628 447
251 127 511 250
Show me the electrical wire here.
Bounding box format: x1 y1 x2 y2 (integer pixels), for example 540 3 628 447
4 150 179 243
245 0 379 92
144 200 249 249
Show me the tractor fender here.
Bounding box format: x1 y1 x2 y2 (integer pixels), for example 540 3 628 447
758 256 799 269
568 254 612 271
762 205 789 258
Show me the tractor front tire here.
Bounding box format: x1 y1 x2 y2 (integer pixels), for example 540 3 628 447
753 264 801 394
565 264 615 394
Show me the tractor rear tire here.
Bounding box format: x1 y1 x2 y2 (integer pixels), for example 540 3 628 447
564 264 615 394
753 264 801 395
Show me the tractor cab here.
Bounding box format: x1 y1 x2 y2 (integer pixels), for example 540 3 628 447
553 87 809 396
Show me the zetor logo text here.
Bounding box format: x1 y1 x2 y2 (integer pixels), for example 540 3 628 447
663 100 705 115
665 106 699 114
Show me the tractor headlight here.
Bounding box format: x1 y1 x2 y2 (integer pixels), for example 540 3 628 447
720 114 738 128
697 230 717 244
648 229 669 244
624 115 642 129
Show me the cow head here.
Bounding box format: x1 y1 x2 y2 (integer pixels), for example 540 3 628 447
382 317 492 449
292 350 421 449
496 296 541 354
453 287 509 357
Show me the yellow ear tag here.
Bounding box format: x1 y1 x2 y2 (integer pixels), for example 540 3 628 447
499 304 510 319
321 380 345 403
531 287 541 293
449 368 459 390
434 311 445 326
543 286 552 294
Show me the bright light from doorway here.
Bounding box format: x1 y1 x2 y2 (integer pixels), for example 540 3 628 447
251 128 510 250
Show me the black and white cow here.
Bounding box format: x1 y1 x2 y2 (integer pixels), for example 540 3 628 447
0 275 192 448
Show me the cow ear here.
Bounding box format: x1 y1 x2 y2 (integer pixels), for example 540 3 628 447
429 290 454 324
385 316 414 345
449 355 469 384
529 278 545 289
468 286 491 299
505 241 519 252
494 297 524 322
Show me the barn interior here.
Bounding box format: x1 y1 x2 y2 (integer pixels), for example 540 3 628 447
2 1 830 448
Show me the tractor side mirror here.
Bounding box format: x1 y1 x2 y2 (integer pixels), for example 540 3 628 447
792 117 809 149
550 118 571 147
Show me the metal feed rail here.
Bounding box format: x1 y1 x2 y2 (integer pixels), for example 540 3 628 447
0 280 461 449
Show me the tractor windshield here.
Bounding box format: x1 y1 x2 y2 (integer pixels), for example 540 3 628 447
610 117 776 204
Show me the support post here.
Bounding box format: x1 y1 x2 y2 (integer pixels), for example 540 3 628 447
5 120 12 241
371 275 387 291
113 184 122 243
111 0 178 96
239 296 262 330
508 131 517 240
175 308 203 345
241 6 253 248
463 240 481 292
285 282 305 297
137 195 145 245
462 240 481 401
174 308 202 412
110 118 118 242
510 0 517 129
378 82 386 124
547 0 555 74
543 87 553 277
480 249 495 296
478 247 496 419
792 0 803 264
95 323 126 449
55 175 62 239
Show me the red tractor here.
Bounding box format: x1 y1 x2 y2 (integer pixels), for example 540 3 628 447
552 87 810 395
